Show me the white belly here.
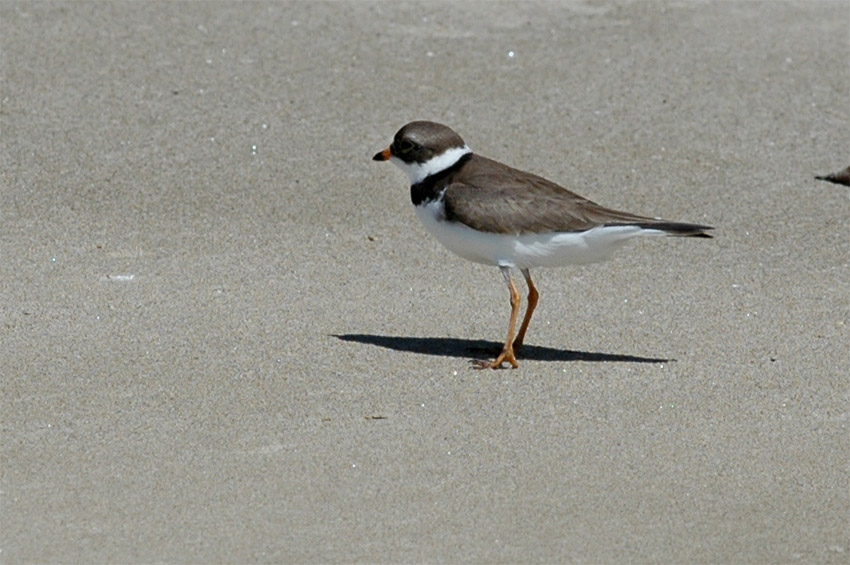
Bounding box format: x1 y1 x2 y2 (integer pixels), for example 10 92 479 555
415 200 664 269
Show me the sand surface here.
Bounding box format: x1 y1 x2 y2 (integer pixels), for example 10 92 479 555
2 1 848 562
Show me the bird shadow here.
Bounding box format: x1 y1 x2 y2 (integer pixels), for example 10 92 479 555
332 334 671 364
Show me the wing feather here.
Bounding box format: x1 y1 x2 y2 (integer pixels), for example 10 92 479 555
442 156 662 234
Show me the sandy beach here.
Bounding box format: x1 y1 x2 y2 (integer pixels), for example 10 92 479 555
2 1 848 562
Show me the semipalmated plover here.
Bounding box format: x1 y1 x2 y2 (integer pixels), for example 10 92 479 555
373 121 713 369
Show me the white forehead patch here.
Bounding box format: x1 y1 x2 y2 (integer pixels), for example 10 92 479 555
390 145 471 185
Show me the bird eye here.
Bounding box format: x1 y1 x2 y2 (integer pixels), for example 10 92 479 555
395 139 416 154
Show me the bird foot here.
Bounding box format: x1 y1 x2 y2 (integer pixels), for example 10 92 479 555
474 348 519 370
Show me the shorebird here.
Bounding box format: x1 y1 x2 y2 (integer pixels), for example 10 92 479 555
373 121 713 368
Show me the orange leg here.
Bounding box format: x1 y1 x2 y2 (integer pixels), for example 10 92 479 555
476 266 521 369
513 268 539 350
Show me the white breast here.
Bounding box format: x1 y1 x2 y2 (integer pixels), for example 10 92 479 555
414 199 667 269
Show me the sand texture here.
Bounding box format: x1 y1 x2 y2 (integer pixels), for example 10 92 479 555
2 1 848 562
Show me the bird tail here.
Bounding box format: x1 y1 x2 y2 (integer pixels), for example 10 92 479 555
633 221 714 238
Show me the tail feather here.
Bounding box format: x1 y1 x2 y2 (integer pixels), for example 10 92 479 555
623 221 714 238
